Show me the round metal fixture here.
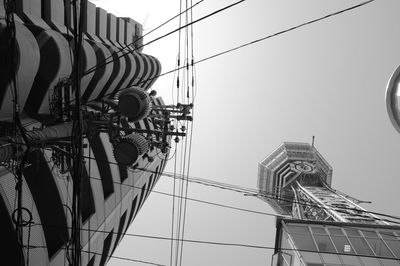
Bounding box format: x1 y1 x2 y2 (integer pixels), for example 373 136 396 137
113 134 149 166
118 87 151 121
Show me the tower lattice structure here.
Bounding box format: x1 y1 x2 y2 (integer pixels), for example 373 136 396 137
258 142 386 225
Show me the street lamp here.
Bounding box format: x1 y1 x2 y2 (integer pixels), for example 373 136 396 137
386 64 400 133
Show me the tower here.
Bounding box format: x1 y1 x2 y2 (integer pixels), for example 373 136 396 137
258 142 385 224
258 143 400 265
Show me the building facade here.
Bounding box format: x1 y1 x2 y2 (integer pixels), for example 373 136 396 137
0 1 170 265
272 218 400 266
258 142 400 265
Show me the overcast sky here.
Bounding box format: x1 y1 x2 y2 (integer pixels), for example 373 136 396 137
92 0 400 265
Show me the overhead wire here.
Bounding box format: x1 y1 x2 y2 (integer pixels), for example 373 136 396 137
42 145 400 223
3 0 32 264
25 243 165 266
70 0 88 264
29 223 400 262
170 6 183 258
83 0 246 77
2 0 383 264
84 0 205 76
74 161 400 224
177 0 196 263
19 145 400 224
123 0 377 91
160 172 400 223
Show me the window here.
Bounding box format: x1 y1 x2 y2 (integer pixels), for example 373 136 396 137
346 235 374 256
285 225 317 252
383 238 400 258
328 227 354 254
366 237 394 257
313 234 336 252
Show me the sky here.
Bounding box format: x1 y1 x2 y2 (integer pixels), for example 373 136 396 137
92 0 400 265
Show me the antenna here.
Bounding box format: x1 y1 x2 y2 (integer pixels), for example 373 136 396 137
311 135 315 147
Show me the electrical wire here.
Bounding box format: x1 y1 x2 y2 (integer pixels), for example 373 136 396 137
17 143 400 225
83 0 246 77
161 172 400 223
86 174 277 217
25 243 165 266
3 1 32 264
124 0 377 91
84 0 205 76
177 2 196 262
48 149 400 223
28 223 400 262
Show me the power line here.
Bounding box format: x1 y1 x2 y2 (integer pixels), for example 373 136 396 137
194 0 376 65
85 171 400 225
87 174 277 217
51 148 400 223
120 0 377 91
80 249 165 266
86 0 205 75
157 171 400 223
26 244 165 266
28 223 400 262
41 148 400 223
83 0 246 76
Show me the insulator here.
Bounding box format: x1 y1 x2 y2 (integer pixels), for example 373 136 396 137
113 134 149 166
118 87 151 121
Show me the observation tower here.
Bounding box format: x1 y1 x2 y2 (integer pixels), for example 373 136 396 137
258 142 386 224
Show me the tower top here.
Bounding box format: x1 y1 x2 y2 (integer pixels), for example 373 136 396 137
257 142 332 215
258 142 333 193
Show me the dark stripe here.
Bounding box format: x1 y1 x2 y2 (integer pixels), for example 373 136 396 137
137 183 146 211
136 53 148 88
82 41 107 102
100 230 113 266
24 27 61 115
127 51 141 86
126 196 138 232
97 46 121 100
144 55 155 90
105 132 128 183
111 211 127 255
82 167 96 223
88 134 114 199
24 150 67 258
112 52 132 95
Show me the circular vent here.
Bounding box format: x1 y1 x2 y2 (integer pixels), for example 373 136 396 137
113 134 149 166
118 87 151 121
